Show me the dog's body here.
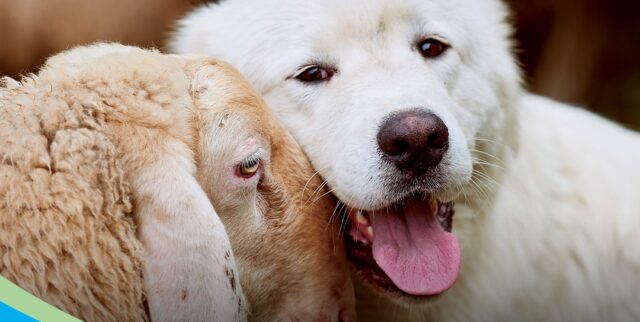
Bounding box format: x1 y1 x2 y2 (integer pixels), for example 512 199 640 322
357 95 640 321
172 0 640 320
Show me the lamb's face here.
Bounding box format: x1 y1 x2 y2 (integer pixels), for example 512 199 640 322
182 58 356 322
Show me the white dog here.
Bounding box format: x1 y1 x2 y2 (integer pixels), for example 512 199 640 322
171 0 640 321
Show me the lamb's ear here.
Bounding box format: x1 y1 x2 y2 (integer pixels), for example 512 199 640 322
131 137 247 322
177 55 259 107
173 55 219 83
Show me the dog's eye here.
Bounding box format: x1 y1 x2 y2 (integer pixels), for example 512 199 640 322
237 157 261 179
418 38 448 59
295 65 335 83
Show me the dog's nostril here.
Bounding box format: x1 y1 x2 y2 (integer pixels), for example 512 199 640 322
377 109 449 173
428 128 449 150
385 138 410 156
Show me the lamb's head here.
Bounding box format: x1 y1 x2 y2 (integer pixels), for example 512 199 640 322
40 44 356 321
180 57 356 322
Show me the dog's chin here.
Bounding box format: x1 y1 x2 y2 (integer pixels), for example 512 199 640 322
340 192 460 302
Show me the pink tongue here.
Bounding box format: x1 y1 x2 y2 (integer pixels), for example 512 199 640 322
371 198 460 295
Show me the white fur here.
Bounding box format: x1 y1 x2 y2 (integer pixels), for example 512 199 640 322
171 0 640 321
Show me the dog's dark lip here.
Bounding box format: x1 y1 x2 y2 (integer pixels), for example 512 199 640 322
340 196 455 299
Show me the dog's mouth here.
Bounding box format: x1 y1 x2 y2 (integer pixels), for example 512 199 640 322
342 195 460 298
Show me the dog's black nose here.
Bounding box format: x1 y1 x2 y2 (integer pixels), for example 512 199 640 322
377 109 449 173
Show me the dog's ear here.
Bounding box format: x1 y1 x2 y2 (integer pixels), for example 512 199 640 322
168 3 227 56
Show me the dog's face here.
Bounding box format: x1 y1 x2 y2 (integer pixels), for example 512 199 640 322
182 59 356 322
173 0 520 305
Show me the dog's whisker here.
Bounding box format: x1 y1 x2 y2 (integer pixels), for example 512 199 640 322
327 201 346 253
471 170 496 189
469 137 502 145
473 180 497 195
470 147 504 160
472 168 500 187
472 158 504 170
466 174 492 202
309 186 339 206
299 165 328 205
305 179 330 206
470 148 506 166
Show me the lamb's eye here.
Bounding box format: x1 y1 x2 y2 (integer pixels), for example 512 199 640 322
295 65 335 83
418 38 448 59
238 158 260 178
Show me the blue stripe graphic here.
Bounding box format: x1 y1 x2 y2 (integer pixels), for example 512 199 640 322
0 301 38 322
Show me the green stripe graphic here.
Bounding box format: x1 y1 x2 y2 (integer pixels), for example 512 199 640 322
0 276 82 322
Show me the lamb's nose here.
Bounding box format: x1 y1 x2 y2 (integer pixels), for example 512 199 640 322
377 109 449 174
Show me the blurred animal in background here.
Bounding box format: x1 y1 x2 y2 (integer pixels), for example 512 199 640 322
172 0 640 321
0 43 355 322
0 0 206 76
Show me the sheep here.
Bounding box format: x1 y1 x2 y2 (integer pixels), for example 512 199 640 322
0 43 356 322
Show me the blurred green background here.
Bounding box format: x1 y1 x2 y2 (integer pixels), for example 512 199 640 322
1 0 638 129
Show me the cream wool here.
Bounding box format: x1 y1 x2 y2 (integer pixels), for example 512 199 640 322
0 44 355 322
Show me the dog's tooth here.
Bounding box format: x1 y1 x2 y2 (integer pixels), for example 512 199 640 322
367 226 374 238
356 211 369 225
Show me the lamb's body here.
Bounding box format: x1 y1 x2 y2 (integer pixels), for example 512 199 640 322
0 43 358 322
0 44 244 322
0 61 147 321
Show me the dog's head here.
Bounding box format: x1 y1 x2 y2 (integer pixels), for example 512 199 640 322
172 0 521 304
180 57 356 322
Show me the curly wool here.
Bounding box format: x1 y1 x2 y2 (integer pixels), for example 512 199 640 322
0 44 199 322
